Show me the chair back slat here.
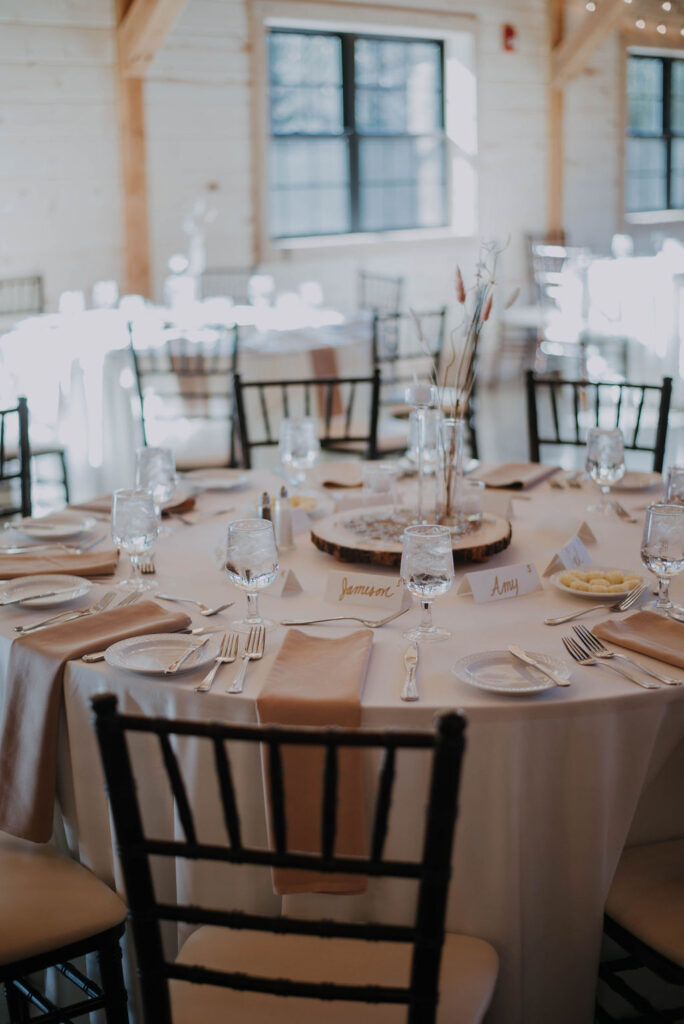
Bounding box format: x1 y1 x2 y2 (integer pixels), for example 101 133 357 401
525 371 672 472
0 397 32 518
371 745 395 863
213 739 242 850
358 270 404 315
92 697 467 1024
158 734 196 844
258 385 272 445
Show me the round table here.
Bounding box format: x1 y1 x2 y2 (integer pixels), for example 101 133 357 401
0 468 682 1024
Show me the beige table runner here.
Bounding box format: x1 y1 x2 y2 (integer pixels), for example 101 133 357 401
256 628 373 895
0 600 190 842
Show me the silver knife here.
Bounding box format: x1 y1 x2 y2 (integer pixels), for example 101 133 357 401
81 626 223 663
163 636 211 675
508 645 571 687
0 589 76 606
401 644 419 701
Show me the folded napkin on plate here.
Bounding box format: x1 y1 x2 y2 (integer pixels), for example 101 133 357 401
71 494 196 516
310 462 363 489
472 462 559 490
0 600 191 843
0 549 119 579
256 628 373 895
594 610 684 669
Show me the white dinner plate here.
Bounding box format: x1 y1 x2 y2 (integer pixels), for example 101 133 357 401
104 633 221 676
184 470 248 492
612 471 662 492
550 567 643 601
14 512 97 541
452 650 571 696
0 574 93 608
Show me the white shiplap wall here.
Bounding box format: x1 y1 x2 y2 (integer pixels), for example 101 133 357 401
0 0 620 311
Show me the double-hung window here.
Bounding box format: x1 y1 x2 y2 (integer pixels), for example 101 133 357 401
626 53 684 213
267 28 447 239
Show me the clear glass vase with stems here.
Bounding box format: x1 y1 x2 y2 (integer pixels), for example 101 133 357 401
640 503 684 620
225 518 279 633
436 417 468 534
111 489 160 591
400 524 455 643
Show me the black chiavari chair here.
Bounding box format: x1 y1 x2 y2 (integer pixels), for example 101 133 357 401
0 396 31 518
199 267 255 304
358 270 404 316
232 370 381 467
372 308 447 400
129 323 240 467
0 276 44 319
525 371 672 472
92 694 498 1024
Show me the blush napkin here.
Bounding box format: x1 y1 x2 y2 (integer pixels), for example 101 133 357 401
0 549 119 579
594 610 684 670
256 628 373 895
471 462 559 490
0 600 190 842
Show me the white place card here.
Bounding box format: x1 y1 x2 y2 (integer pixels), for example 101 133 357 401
324 570 409 611
270 569 303 597
577 521 597 544
543 535 592 577
457 563 542 603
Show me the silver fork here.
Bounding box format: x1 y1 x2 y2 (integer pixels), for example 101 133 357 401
141 554 155 574
280 608 409 629
195 632 239 693
572 624 682 687
561 635 660 689
157 594 234 616
14 589 118 634
226 625 265 694
544 583 648 626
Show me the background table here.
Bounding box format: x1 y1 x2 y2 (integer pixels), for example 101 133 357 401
0 470 682 1024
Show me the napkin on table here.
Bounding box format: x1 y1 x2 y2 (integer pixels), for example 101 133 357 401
311 462 363 489
71 494 196 517
0 549 119 579
0 600 191 843
594 610 684 670
471 462 559 490
256 628 373 895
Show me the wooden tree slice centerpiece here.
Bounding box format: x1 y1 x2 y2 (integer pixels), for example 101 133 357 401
310 506 512 568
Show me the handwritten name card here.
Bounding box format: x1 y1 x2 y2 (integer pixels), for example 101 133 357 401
324 570 409 611
543 535 591 577
270 569 303 597
457 563 542 604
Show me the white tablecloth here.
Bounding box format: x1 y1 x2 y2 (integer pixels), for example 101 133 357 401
1 470 683 1024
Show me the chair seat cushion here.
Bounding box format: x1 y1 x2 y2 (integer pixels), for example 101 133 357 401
606 839 684 967
0 832 126 965
171 926 498 1024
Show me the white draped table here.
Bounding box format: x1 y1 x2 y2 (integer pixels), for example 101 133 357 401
1 469 683 1024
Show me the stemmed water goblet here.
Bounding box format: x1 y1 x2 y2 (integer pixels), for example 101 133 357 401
640 504 684 620
585 428 625 514
665 466 684 506
278 417 319 486
400 524 454 643
136 446 177 537
225 518 279 633
111 489 160 591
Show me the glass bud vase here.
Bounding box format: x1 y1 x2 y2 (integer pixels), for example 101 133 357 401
436 417 467 534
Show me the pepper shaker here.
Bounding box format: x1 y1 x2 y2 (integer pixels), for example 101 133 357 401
273 485 294 551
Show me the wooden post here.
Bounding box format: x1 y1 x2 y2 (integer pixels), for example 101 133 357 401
548 0 565 234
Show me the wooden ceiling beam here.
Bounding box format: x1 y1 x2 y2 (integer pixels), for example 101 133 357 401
552 0 624 88
118 0 189 78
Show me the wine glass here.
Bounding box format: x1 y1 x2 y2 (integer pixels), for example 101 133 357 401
586 428 625 514
136 447 177 536
279 418 319 486
665 466 684 506
225 518 279 632
111 489 160 591
400 524 454 643
640 504 684 620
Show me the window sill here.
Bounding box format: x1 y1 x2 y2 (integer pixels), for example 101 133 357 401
625 209 684 225
267 226 472 259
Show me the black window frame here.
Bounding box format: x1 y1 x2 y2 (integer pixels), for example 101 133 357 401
626 52 684 213
267 26 448 239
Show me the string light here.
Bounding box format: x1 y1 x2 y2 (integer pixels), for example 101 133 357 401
657 20 667 30
636 17 646 26
585 2 596 10
662 1 672 10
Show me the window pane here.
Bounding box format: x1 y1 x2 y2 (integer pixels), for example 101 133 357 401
627 57 663 135
671 61 684 134
269 137 350 236
625 137 666 212
671 139 684 208
269 33 343 134
355 38 442 134
359 136 446 230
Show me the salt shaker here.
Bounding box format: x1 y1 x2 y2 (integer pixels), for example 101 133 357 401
273 485 294 551
258 491 272 522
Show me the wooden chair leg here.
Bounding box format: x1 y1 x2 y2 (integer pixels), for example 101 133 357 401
97 930 129 1024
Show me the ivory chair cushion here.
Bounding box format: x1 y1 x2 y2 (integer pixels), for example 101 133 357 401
0 832 127 965
172 927 498 1024
605 839 684 967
